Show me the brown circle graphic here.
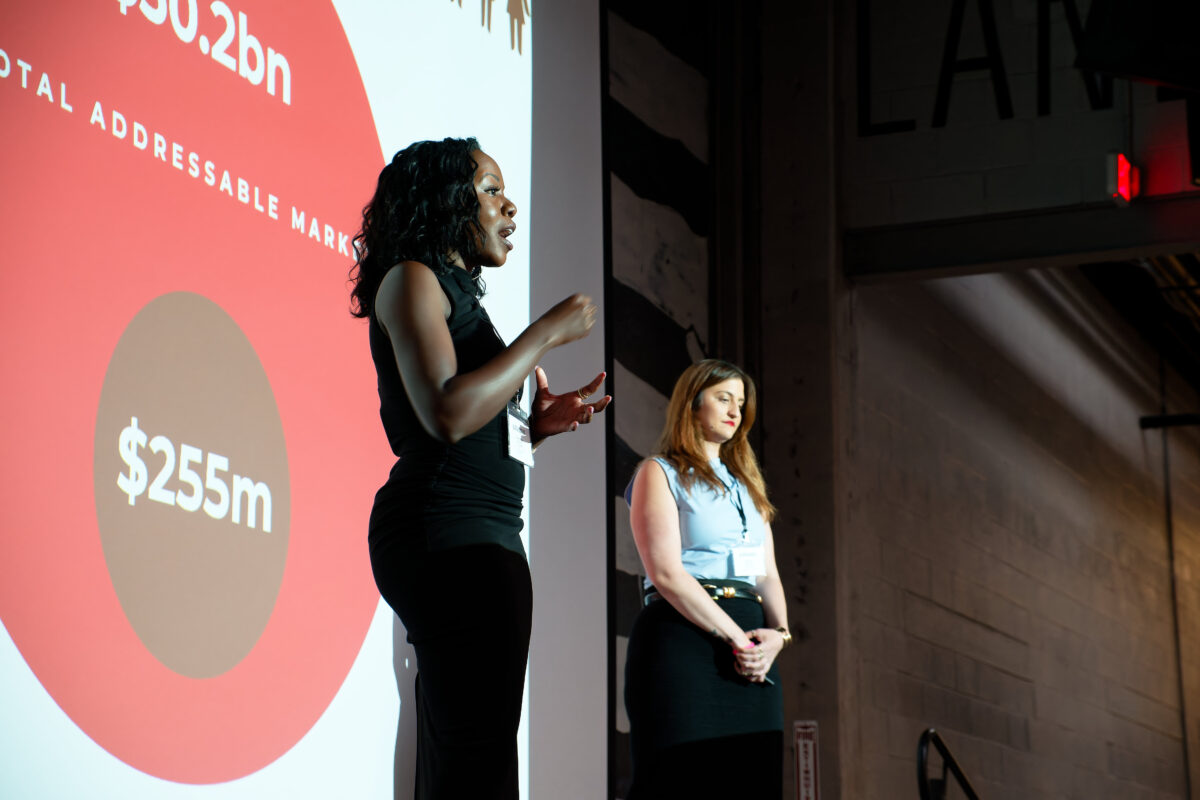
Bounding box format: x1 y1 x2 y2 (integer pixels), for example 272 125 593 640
94 292 290 679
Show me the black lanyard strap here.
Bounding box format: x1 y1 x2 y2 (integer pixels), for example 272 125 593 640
717 469 748 539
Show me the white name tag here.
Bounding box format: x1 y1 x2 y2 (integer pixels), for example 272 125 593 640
506 401 534 467
731 545 766 578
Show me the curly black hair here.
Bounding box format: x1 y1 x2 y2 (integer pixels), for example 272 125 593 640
349 137 485 318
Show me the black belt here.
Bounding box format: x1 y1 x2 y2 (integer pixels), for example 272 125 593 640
644 581 762 607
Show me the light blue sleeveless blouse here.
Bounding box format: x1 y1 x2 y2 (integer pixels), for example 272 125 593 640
626 457 767 589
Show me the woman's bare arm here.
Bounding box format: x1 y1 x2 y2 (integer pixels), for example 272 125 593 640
375 261 595 443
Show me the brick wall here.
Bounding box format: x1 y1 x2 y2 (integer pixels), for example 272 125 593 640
836 268 1200 797
845 0 1197 228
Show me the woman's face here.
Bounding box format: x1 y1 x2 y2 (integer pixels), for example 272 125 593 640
469 150 517 268
694 377 745 446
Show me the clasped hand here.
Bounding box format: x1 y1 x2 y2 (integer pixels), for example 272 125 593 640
732 628 784 683
529 366 612 442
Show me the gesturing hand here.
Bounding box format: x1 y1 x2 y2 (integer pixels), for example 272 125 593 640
529 366 612 443
539 294 598 347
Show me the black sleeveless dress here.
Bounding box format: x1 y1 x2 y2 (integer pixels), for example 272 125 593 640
367 264 532 800
367 264 525 557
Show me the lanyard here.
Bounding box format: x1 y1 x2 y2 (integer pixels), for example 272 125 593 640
450 267 523 406
484 315 523 405
717 469 748 540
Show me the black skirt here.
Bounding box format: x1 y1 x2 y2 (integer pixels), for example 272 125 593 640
624 590 784 797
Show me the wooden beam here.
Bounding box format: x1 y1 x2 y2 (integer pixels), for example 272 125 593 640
845 192 1200 282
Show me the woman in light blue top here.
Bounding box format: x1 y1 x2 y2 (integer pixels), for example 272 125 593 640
624 359 790 798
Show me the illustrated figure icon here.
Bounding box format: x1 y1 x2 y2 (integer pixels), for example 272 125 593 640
508 0 530 54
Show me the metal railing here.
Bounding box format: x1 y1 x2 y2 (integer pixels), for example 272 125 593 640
917 728 981 800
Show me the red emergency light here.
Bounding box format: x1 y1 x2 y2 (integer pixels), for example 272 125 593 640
1107 152 1141 206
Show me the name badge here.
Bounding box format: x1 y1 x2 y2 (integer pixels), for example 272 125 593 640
506 401 534 467
730 545 766 578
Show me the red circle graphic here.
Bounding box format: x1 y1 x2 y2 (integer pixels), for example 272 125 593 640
0 0 389 783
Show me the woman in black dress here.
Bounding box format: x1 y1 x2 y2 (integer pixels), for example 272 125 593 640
349 137 609 799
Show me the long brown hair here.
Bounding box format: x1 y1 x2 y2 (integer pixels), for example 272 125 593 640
653 359 775 521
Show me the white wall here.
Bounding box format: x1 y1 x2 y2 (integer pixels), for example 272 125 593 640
528 1 609 797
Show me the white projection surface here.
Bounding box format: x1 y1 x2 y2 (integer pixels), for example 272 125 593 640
0 1 534 797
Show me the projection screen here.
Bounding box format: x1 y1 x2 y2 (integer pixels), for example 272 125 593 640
0 1 592 797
